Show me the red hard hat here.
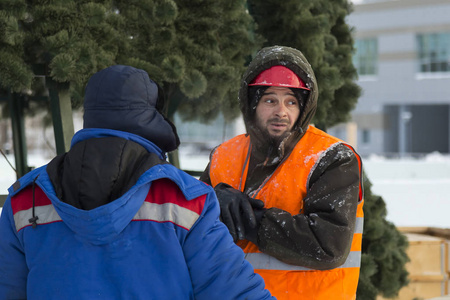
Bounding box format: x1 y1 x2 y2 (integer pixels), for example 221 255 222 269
249 65 310 91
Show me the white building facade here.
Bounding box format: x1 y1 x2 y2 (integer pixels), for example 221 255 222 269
330 0 450 157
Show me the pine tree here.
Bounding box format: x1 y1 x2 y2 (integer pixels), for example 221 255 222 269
247 0 360 130
0 0 134 161
0 0 126 105
0 0 32 93
0 1 262 166
113 0 262 122
357 173 409 299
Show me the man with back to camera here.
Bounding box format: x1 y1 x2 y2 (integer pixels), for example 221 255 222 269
201 45 364 300
0 65 275 300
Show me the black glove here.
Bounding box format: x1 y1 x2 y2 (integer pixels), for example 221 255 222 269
243 207 267 245
214 183 265 242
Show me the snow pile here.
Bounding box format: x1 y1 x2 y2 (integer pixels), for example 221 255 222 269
363 153 450 228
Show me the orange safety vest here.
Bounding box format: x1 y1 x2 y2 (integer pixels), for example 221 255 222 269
210 125 364 300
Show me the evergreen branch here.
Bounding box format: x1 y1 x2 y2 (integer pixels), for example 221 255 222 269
0 148 17 176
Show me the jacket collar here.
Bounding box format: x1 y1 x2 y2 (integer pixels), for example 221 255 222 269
71 128 166 160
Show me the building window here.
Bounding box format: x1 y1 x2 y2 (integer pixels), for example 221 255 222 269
353 38 378 76
362 129 370 144
417 32 450 73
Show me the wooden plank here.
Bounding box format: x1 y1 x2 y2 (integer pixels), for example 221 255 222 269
395 281 446 300
399 227 450 240
409 274 447 282
380 231 450 299
404 233 445 277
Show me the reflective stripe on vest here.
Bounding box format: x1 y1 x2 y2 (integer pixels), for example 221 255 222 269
246 251 361 271
245 216 363 271
354 215 364 234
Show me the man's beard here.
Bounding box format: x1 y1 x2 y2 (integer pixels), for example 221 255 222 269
258 117 292 147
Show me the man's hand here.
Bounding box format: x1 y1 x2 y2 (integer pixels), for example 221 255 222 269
243 208 267 245
214 183 264 241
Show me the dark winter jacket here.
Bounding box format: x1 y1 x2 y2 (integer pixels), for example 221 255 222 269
201 45 363 271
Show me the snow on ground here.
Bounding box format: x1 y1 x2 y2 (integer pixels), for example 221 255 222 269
362 152 450 228
2 149 450 229
0 152 52 195
0 152 52 217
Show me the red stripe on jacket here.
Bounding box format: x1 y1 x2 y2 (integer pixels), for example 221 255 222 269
11 185 50 215
145 178 206 215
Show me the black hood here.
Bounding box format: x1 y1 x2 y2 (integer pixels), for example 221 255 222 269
83 65 179 153
47 136 167 210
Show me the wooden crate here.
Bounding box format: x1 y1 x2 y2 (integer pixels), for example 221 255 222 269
378 228 450 300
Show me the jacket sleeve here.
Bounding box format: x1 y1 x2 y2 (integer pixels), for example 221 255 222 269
199 163 212 185
182 188 274 300
257 144 362 270
0 197 28 299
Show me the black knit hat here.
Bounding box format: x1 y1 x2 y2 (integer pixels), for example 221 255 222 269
83 65 180 152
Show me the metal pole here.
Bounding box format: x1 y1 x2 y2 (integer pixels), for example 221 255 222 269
46 78 74 154
8 91 29 178
399 105 412 157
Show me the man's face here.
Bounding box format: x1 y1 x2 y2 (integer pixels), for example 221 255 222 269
255 86 300 139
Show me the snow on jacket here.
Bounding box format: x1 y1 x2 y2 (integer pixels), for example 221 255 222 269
207 127 363 300
0 128 274 300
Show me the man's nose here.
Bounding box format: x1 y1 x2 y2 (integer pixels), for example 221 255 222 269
275 103 288 117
